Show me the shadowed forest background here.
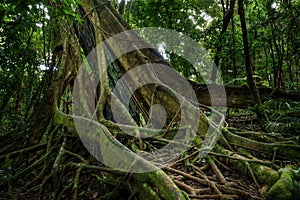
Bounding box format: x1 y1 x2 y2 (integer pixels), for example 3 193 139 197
0 0 300 199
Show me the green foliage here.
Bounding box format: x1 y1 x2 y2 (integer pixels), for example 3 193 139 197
124 0 300 89
246 0 300 89
50 0 83 24
0 1 300 198
0 0 51 131
128 0 215 82
259 100 300 134
0 0 82 133
1 0 299 134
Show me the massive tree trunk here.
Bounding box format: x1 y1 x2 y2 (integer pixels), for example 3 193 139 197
1 0 299 199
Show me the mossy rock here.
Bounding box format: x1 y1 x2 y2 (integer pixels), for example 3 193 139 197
266 166 294 200
251 163 279 187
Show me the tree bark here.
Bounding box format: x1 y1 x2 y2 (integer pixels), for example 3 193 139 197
211 0 235 82
1 1 299 199
238 0 261 104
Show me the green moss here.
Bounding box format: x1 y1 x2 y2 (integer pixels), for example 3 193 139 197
133 171 188 200
251 163 279 187
293 168 300 179
132 182 160 200
266 167 294 200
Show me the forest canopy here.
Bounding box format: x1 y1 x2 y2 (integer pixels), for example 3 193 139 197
0 0 300 199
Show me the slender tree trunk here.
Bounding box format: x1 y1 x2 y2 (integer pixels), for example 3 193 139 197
0 92 11 122
231 13 237 80
118 0 126 14
269 39 277 88
238 0 261 104
211 0 235 82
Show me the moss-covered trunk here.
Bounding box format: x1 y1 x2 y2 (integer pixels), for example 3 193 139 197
1 0 299 199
